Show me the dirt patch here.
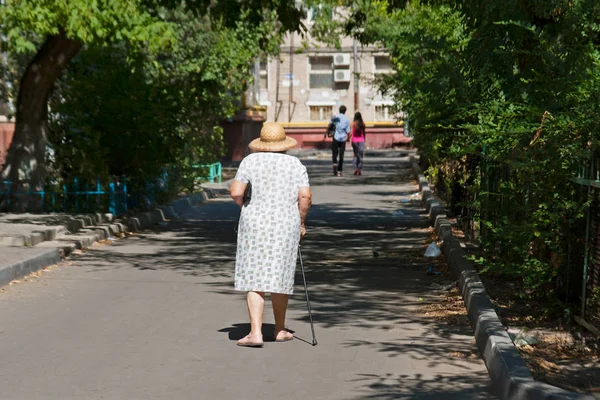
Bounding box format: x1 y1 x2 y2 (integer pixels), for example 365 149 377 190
420 268 600 395
479 271 600 396
519 341 600 394
421 285 471 327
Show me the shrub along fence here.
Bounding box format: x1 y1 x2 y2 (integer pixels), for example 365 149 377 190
433 150 598 333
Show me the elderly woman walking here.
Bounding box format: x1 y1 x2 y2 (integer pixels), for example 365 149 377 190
229 122 312 348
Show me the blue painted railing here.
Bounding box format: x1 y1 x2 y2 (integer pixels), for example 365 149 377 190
0 177 128 215
0 162 222 216
193 162 222 183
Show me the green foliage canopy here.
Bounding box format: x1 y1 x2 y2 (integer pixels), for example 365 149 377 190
0 0 307 204
348 0 600 304
1 0 175 54
46 6 284 193
0 0 304 192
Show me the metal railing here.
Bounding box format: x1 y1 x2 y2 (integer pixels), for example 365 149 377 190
0 162 222 216
0 177 128 215
193 162 222 183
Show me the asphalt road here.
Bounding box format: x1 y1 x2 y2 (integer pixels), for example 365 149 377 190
0 156 496 400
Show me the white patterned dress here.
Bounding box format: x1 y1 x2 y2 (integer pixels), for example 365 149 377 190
234 152 310 295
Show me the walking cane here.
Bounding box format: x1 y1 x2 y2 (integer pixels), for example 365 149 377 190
298 246 317 346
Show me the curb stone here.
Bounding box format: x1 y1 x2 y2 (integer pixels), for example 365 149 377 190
408 154 595 400
0 188 226 289
0 248 61 287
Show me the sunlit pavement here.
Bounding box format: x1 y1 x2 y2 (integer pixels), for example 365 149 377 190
0 155 496 399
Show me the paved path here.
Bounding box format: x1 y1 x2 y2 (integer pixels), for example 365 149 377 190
0 156 496 399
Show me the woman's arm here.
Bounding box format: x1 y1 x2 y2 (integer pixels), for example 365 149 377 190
347 122 354 141
298 186 312 236
230 180 247 208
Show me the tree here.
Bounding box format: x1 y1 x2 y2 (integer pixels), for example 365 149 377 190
47 5 285 195
344 0 600 305
0 0 304 190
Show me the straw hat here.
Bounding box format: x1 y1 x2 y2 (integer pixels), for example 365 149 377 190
249 122 297 152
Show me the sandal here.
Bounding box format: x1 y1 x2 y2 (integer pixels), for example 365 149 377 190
237 334 264 347
275 329 294 342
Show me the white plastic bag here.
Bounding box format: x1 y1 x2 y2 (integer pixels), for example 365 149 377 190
424 242 442 257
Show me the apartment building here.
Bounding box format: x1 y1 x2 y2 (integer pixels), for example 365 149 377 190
247 22 409 150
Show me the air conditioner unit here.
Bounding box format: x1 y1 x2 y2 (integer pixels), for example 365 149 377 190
333 53 351 66
334 70 352 82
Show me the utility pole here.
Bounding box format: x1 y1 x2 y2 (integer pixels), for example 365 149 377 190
353 1 359 112
353 37 358 112
253 59 260 107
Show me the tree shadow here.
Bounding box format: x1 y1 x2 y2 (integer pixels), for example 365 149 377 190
347 372 494 399
299 158 417 187
71 156 495 398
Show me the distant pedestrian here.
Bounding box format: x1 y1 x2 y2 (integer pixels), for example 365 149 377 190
351 111 366 176
329 105 350 177
229 122 312 348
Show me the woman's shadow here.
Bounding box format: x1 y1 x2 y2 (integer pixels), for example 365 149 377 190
219 323 306 343
219 323 277 342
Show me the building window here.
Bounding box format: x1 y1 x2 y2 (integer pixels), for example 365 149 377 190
259 59 269 89
375 105 394 122
309 105 334 121
374 55 393 76
309 56 333 89
307 4 335 23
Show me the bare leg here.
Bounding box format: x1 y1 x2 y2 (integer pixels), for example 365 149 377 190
272 293 294 341
237 291 265 346
247 291 265 336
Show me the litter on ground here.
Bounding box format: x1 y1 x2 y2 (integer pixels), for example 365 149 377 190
424 242 442 257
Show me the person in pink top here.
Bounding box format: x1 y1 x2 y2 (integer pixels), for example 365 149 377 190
350 111 366 176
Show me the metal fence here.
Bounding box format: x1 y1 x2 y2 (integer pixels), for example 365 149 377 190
0 162 223 216
477 153 598 329
193 162 222 183
572 156 600 330
0 177 128 215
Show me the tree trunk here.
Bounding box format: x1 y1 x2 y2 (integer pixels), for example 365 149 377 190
0 30 81 207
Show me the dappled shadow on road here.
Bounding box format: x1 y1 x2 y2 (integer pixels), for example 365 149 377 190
308 203 428 230
347 372 494 400
74 157 494 398
302 158 417 188
79 204 240 280
79 198 430 280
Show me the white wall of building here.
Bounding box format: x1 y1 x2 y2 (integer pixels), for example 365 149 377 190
259 29 397 124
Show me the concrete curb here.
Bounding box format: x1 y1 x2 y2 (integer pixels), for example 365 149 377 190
0 223 68 246
408 154 595 400
0 188 227 289
0 249 61 287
